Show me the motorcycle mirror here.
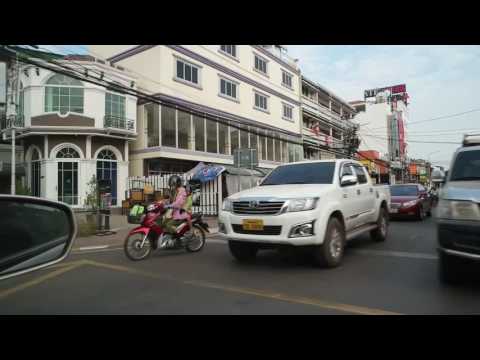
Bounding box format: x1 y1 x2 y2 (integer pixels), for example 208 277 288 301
0 195 76 281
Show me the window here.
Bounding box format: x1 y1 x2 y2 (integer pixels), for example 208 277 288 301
206 118 218 153
259 134 266 160
282 103 293 121
31 148 41 198
146 103 159 147
353 165 367 184
161 106 176 147
218 123 228 155
177 110 191 150
220 45 237 58
105 93 125 122
97 149 118 206
45 74 84 115
274 139 281 162
341 164 354 177
254 54 268 75
249 132 258 152
261 162 336 186
194 115 205 152
450 150 480 181
254 92 268 112
282 71 293 89
175 58 200 86
219 77 238 101
267 135 274 161
230 128 239 153
390 185 419 196
240 129 249 148
282 141 288 163
56 147 80 159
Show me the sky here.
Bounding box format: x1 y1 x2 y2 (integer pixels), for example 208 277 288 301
288 45 480 169
38 45 480 168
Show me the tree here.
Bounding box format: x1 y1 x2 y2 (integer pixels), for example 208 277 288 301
84 175 99 210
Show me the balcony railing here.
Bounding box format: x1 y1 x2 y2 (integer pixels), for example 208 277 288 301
0 115 24 130
104 115 134 131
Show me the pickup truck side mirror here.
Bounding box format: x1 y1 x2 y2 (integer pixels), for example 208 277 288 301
341 175 358 187
0 195 76 281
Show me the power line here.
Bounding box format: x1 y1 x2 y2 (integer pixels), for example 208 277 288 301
365 133 460 145
367 108 480 131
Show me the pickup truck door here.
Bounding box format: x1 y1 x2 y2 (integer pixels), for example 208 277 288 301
352 164 376 224
339 163 361 231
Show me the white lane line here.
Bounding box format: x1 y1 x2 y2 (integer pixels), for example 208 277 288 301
78 245 110 251
71 247 123 255
351 249 437 260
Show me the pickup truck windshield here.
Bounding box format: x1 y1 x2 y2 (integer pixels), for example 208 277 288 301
261 162 335 185
450 150 480 181
390 185 418 196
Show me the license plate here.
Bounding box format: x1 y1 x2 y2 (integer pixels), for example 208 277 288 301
390 208 398 214
242 219 264 231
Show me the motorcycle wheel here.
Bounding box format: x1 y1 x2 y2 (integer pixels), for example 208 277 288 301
185 225 206 252
124 233 152 261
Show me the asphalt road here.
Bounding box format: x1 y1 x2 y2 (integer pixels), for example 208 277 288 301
2 216 480 315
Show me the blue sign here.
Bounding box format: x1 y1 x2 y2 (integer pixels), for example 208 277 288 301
192 165 225 183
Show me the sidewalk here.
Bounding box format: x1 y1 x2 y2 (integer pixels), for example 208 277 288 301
73 215 219 250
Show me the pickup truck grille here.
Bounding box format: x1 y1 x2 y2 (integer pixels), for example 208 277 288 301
232 225 282 235
232 201 285 215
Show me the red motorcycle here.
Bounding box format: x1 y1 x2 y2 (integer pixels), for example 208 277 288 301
124 201 208 261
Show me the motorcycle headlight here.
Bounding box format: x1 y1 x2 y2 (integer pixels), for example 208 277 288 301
436 200 480 221
222 198 233 212
286 198 319 212
402 200 418 208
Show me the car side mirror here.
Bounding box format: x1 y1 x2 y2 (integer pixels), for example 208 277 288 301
341 175 358 187
0 195 76 281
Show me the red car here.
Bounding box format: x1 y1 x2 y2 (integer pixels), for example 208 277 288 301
389 184 433 220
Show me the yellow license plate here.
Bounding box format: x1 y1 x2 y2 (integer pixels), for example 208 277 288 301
242 219 264 231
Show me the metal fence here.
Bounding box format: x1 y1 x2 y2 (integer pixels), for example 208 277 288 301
127 171 221 216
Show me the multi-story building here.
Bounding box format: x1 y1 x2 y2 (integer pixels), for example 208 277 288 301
0 49 138 206
350 84 409 183
351 84 409 162
88 45 304 175
300 76 356 160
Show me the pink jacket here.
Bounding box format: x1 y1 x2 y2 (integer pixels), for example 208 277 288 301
171 187 189 220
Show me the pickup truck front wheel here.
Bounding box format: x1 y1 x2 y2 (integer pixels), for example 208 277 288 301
313 217 345 268
229 240 258 263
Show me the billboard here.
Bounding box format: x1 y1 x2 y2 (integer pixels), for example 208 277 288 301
364 84 407 99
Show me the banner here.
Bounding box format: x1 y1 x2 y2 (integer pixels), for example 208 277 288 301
192 165 226 183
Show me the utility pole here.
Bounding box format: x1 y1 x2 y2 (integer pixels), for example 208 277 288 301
5 51 20 195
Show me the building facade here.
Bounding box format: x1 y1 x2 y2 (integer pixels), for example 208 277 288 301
301 77 356 160
0 52 138 207
88 45 305 175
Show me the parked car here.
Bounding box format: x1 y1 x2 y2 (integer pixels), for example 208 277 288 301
437 134 480 284
389 184 433 220
218 159 391 268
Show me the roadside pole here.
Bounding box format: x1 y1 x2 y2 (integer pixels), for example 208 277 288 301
10 128 15 194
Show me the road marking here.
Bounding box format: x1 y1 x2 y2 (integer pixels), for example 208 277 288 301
351 249 438 260
0 261 85 301
184 280 402 315
78 245 109 251
71 247 124 255
81 259 401 315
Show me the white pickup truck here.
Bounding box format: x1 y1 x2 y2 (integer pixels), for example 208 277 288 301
219 159 391 267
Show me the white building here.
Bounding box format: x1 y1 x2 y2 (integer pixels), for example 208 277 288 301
88 45 304 175
0 53 138 207
301 77 356 160
351 86 409 162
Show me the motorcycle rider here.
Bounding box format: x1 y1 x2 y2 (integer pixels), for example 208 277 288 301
162 175 191 236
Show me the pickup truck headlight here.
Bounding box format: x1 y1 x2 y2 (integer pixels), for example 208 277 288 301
222 198 233 212
436 200 480 221
286 198 319 212
402 200 418 208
